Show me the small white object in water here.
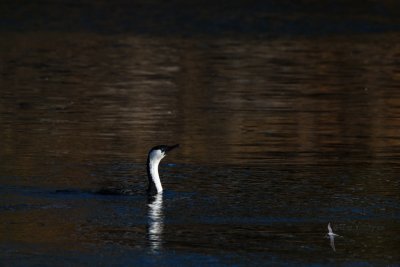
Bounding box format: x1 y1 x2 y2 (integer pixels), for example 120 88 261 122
326 222 340 252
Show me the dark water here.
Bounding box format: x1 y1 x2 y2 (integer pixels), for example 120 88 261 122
1 31 400 266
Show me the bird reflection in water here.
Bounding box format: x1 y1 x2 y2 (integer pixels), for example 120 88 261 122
147 193 164 253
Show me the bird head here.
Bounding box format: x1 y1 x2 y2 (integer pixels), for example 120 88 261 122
148 144 179 163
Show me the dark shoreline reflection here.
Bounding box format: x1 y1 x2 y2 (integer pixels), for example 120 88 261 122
1 1 400 36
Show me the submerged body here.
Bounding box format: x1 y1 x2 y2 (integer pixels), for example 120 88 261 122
96 144 179 195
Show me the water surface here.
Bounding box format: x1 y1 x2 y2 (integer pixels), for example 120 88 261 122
1 32 400 266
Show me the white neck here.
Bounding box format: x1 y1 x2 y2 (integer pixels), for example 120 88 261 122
149 157 163 193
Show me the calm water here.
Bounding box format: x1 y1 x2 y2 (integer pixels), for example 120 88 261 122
1 32 400 266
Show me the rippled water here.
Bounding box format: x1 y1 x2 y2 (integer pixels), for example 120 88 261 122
1 32 400 266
